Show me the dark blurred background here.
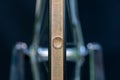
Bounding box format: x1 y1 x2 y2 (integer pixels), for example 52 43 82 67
0 0 120 80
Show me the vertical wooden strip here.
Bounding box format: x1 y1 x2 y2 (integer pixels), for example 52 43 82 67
50 0 64 80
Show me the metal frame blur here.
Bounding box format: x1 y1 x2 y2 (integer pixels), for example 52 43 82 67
9 0 105 80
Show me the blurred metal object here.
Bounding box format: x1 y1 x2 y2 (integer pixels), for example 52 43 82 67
9 0 105 80
10 42 28 80
37 48 79 61
87 43 105 80
29 0 47 80
67 0 87 80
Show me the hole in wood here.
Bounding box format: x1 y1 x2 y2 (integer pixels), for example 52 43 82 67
53 37 63 49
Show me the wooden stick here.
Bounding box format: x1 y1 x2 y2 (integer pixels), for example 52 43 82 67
50 0 65 80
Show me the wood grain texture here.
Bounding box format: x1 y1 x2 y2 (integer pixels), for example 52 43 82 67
50 0 64 80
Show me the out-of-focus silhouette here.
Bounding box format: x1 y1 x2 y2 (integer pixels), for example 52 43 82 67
0 0 120 80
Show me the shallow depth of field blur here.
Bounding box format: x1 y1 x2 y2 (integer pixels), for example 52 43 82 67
0 0 120 80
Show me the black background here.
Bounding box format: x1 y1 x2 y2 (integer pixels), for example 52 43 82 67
0 0 120 80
